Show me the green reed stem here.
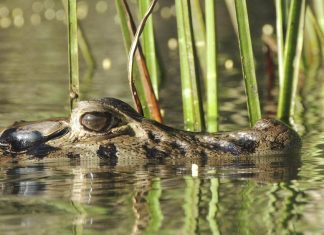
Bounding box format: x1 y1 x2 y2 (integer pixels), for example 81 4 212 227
275 0 285 86
205 0 219 132
78 24 95 69
190 0 206 79
62 0 95 70
234 0 261 126
67 0 79 108
277 0 306 122
308 7 324 45
224 0 238 35
303 7 322 72
175 0 204 131
313 0 324 31
138 0 160 99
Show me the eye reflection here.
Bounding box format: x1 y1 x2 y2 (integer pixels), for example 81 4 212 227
80 112 111 132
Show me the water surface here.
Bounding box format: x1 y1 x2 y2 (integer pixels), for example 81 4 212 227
0 1 323 234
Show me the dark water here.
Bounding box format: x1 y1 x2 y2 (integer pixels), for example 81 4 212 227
0 1 324 234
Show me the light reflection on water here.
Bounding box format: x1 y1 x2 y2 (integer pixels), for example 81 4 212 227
0 0 324 235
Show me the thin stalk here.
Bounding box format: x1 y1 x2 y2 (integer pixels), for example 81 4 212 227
115 0 162 122
190 0 206 79
115 0 146 115
309 8 324 45
224 0 238 35
205 0 219 132
62 0 95 69
275 0 285 86
234 0 261 126
277 0 306 122
303 7 322 72
175 0 204 131
290 3 306 119
67 0 79 109
283 0 291 29
127 0 162 122
313 0 324 32
78 24 95 69
138 0 160 99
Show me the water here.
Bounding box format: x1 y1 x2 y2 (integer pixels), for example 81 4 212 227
0 0 324 234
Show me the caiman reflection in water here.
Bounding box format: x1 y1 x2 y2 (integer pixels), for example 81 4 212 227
0 97 301 166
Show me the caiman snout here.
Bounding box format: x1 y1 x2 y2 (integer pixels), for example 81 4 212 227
0 120 69 153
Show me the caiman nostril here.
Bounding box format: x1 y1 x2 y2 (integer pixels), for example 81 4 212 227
0 120 69 153
0 128 45 152
0 139 9 148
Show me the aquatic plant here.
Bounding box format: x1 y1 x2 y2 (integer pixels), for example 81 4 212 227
234 0 261 126
138 0 160 99
277 0 306 123
67 0 79 108
116 0 162 122
82 0 321 130
205 0 219 132
175 0 204 131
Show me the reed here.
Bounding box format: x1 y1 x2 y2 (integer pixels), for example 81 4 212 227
115 0 146 115
275 0 285 86
127 0 162 122
77 24 95 69
224 0 238 35
115 0 159 118
62 0 95 69
277 0 306 123
234 0 261 126
138 0 160 99
67 0 80 108
205 0 219 132
190 0 206 79
313 0 324 32
303 7 322 73
308 8 324 45
175 0 204 131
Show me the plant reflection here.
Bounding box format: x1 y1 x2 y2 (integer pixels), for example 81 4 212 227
0 153 302 234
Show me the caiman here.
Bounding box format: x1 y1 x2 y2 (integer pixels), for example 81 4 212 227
0 97 301 164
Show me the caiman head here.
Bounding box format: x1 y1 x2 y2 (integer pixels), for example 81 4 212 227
0 98 147 156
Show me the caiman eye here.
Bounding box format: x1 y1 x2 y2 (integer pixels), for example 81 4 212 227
80 112 114 132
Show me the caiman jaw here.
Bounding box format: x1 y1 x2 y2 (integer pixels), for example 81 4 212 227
0 119 69 153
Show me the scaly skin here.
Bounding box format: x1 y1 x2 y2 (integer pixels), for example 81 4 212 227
0 97 301 164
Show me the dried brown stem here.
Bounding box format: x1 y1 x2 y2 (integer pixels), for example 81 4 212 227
122 0 162 122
